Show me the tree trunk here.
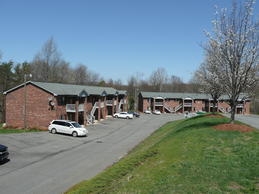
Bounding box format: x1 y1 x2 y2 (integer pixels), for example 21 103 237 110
212 102 216 114
230 104 236 124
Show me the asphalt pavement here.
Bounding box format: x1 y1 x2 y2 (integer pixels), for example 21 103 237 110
234 114 259 129
0 114 184 194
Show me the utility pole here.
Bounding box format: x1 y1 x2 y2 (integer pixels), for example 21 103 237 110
23 74 32 129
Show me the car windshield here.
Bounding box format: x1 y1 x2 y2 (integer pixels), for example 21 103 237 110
71 122 82 128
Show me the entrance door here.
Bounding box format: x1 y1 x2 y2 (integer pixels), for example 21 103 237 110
67 113 75 121
78 112 84 125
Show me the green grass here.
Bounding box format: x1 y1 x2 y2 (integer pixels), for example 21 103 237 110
66 114 259 194
0 123 42 133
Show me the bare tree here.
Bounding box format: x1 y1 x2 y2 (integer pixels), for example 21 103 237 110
113 79 123 89
54 61 72 83
88 71 101 85
149 67 168 92
72 64 88 85
205 0 259 122
167 75 185 92
31 37 63 82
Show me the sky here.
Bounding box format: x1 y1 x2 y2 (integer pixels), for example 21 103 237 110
0 0 258 84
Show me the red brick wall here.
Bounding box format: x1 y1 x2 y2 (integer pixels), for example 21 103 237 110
164 99 181 108
193 100 204 112
5 84 56 130
218 101 231 113
244 101 250 114
143 99 151 112
139 96 250 114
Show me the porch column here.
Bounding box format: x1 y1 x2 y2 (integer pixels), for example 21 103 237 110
182 99 185 113
243 100 245 114
98 99 101 121
104 96 107 118
162 98 165 113
116 96 119 112
112 97 115 115
124 97 127 111
153 98 155 111
75 99 79 122
54 97 60 120
84 97 87 126
192 99 194 112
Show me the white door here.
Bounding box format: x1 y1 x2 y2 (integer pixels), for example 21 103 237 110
64 123 73 134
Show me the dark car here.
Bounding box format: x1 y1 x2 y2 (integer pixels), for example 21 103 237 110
0 144 9 163
128 111 140 118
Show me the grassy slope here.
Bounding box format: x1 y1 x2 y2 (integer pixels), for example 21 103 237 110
66 115 259 194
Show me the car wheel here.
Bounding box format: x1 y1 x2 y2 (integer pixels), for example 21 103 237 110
115 115 118 118
51 128 56 134
72 131 78 137
126 116 129 119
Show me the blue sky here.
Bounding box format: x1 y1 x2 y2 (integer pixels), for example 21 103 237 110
0 0 258 84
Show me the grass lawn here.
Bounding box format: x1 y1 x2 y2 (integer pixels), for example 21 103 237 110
0 124 42 133
66 114 259 194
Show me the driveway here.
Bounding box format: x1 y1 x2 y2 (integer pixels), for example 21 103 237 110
0 114 184 194
234 114 259 129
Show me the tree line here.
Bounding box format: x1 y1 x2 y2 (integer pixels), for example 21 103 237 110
0 37 196 122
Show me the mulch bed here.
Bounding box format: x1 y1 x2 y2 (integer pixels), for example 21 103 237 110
206 114 224 118
214 123 254 132
204 114 253 132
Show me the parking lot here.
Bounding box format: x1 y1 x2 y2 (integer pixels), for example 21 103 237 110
0 113 184 194
0 113 258 194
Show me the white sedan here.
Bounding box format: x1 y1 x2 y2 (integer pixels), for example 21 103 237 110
144 110 152 114
153 110 161 115
113 112 133 119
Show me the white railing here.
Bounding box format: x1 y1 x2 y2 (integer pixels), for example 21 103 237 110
66 104 76 112
66 104 84 112
87 102 98 124
210 103 218 107
164 104 174 113
100 102 105 108
154 102 164 106
237 104 244 108
78 104 84 112
87 114 95 124
175 104 183 112
106 100 113 106
163 104 183 113
219 107 231 113
183 103 192 107
118 99 125 112
91 102 98 116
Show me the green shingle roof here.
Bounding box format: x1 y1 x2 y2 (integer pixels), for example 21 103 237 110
140 91 211 99
139 91 249 101
4 81 127 96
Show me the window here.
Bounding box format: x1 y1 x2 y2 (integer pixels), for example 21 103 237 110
65 123 71 127
53 121 67 126
57 96 66 106
71 122 81 128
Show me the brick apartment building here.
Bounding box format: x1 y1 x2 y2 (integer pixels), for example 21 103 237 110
3 81 127 129
138 91 250 114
